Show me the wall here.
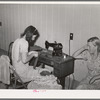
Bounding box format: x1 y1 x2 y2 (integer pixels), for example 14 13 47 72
0 4 72 52
0 4 100 81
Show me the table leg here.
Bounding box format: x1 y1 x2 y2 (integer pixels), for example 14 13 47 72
58 77 65 89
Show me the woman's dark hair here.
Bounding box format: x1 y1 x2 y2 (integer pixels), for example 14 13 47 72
87 36 100 53
20 25 39 43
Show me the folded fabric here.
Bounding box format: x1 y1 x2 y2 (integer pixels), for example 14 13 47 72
27 75 62 89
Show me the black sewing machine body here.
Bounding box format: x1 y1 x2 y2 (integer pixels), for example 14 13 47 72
45 41 63 56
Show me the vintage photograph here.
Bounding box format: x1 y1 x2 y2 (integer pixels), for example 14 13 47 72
0 2 100 91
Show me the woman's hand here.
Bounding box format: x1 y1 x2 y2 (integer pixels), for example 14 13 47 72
28 51 38 57
33 51 38 57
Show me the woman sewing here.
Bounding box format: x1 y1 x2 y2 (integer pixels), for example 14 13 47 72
12 25 62 89
12 25 42 82
73 37 100 89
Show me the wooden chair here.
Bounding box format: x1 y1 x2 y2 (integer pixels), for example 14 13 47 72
8 42 29 89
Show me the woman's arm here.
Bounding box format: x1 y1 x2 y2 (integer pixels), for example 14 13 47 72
72 44 88 58
21 51 38 64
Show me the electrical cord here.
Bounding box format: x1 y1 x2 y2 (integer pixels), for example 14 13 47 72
68 33 84 89
68 35 71 89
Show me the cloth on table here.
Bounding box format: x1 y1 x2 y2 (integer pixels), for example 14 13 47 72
0 55 10 85
27 75 62 89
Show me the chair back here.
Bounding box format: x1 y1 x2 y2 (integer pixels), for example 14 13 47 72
8 42 27 89
8 42 14 65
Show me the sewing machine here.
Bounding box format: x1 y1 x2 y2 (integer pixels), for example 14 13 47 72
45 41 63 56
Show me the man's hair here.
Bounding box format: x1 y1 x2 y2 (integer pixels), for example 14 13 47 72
87 36 100 53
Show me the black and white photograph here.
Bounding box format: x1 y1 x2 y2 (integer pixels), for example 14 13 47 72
0 1 100 98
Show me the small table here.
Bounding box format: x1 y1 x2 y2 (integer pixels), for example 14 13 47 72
30 46 75 89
